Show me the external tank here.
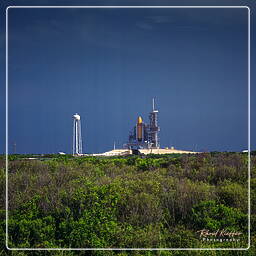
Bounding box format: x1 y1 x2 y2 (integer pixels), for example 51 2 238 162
136 116 143 141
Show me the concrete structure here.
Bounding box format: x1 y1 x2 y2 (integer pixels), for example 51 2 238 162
90 149 131 157
91 147 199 157
139 147 199 155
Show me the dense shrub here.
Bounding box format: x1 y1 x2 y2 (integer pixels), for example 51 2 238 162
0 152 252 254
190 200 247 232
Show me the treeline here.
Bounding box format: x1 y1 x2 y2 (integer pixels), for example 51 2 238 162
0 152 255 256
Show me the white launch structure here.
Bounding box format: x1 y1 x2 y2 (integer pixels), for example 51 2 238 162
73 113 83 155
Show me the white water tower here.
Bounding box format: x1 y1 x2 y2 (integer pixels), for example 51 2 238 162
73 113 83 155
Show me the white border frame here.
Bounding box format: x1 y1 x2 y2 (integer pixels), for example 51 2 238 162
5 5 251 251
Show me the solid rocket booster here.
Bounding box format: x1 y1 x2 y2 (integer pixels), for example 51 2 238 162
136 116 143 141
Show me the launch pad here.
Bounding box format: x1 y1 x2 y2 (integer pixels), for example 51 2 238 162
88 98 200 156
90 147 199 157
124 98 160 150
73 98 200 156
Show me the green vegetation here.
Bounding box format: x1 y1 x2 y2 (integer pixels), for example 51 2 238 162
0 152 255 255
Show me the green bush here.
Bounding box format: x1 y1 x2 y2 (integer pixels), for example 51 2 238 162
0 152 251 251
190 200 247 232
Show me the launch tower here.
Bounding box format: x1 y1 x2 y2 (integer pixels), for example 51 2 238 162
148 98 160 148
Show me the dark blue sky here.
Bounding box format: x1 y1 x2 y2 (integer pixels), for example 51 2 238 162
0 0 255 154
